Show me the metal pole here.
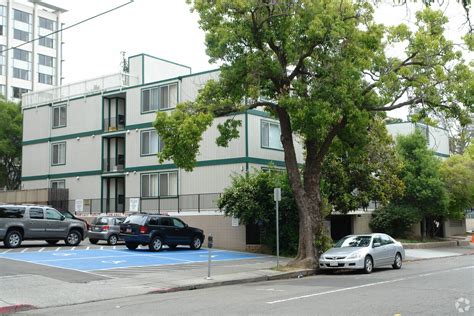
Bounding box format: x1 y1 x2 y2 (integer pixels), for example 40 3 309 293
207 246 212 279
276 199 279 269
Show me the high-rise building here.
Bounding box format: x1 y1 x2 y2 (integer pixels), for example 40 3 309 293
0 0 65 100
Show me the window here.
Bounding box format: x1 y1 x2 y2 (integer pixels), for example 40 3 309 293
381 235 394 245
141 173 158 198
50 180 65 189
0 206 25 218
29 208 44 219
51 142 66 165
159 217 173 226
52 105 66 128
46 209 62 220
14 9 30 24
13 68 29 80
140 130 164 156
261 120 283 150
13 28 29 41
39 73 53 85
148 217 159 226
12 86 29 98
39 36 54 48
173 218 185 228
141 171 177 198
142 83 178 112
13 48 29 62
39 17 54 30
38 54 54 67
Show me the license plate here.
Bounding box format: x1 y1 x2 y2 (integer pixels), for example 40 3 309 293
329 262 338 267
126 228 131 233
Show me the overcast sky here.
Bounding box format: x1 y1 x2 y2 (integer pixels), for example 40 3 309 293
36 0 472 119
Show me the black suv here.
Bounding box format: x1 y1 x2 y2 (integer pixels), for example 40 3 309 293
119 214 205 252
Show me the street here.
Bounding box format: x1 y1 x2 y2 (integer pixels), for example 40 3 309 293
19 254 474 316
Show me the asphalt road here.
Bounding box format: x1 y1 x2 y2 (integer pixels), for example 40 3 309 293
21 255 474 316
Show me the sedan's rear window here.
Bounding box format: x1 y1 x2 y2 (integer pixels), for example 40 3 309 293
93 217 109 225
123 215 146 225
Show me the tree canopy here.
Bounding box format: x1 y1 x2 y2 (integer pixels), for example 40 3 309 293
155 0 473 268
0 98 22 190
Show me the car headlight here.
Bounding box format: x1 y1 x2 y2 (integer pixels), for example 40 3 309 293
347 251 363 259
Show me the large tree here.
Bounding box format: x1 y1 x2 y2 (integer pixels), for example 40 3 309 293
0 98 22 190
155 1 473 268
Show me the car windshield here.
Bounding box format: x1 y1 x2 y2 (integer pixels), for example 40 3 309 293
334 236 372 248
123 215 146 225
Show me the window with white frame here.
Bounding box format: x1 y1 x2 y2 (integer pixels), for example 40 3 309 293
39 36 54 48
50 180 65 189
12 67 29 80
261 120 283 150
140 129 164 156
52 105 66 128
141 171 177 198
13 9 30 24
39 73 53 85
13 48 29 62
13 28 29 41
51 142 66 165
38 54 54 67
142 83 178 112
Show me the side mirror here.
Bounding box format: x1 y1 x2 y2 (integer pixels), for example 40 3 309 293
373 242 381 248
60 215 66 221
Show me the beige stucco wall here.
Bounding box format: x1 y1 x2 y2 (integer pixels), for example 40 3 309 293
443 219 467 236
352 214 372 235
176 214 246 251
467 219 474 232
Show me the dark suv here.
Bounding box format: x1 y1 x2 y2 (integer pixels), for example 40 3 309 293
120 214 205 252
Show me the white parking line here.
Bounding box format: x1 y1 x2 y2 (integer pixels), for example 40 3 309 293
266 265 474 304
100 246 104 250
1 249 12 254
86 246 90 250
21 248 28 253
113 246 116 250
55 247 60 251
38 248 45 252
71 247 76 251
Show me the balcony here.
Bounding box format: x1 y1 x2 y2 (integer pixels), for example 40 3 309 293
104 115 125 132
22 73 139 109
103 156 125 173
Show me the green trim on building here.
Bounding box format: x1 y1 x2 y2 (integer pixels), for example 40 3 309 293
23 129 103 146
22 169 103 181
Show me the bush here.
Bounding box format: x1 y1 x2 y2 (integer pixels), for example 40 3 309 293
369 204 422 238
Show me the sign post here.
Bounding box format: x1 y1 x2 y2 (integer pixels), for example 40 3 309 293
274 188 281 269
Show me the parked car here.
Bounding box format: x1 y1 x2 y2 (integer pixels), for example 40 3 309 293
120 214 205 252
57 209 90 231
88 216 126 245
319 233 405 274
0 204 87 248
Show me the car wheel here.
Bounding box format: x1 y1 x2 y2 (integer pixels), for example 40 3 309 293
126 242 138 250
392 252 402 269
168 244 177 249
89 239 99 244
363 255 373 274
149 236 163 252
46 240 59 245
107 234 118 246
4 230 22 248
190 236 202 250
65 230 82 246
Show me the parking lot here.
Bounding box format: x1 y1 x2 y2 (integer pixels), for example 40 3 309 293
0 246 262 274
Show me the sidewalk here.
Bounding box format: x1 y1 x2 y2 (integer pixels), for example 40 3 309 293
1 246 473 313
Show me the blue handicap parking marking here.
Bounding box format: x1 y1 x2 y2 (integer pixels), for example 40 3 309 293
0 248 266 272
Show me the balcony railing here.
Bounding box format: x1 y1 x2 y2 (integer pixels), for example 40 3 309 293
103 156 125 172
22 73 139 109
67 193 222 215
104 115 126 132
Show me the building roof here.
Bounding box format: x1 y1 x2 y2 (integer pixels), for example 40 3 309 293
28 0 68 13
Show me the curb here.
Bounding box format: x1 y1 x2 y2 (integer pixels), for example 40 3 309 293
0 304 37 314
148 269 315 294
405 252 474 263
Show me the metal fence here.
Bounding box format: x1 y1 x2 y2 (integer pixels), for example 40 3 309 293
67 193 222 215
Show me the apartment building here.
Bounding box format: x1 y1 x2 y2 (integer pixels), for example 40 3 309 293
0 0 64 100
20 53 303 250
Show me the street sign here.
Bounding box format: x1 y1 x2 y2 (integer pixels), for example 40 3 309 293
274 188 281 201
129 198 139 213
74 199 84 212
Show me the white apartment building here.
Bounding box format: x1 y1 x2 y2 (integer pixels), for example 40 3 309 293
20 53 304 250
0 0 65 100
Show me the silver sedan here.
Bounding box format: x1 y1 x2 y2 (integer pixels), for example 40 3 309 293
319 234 405 273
